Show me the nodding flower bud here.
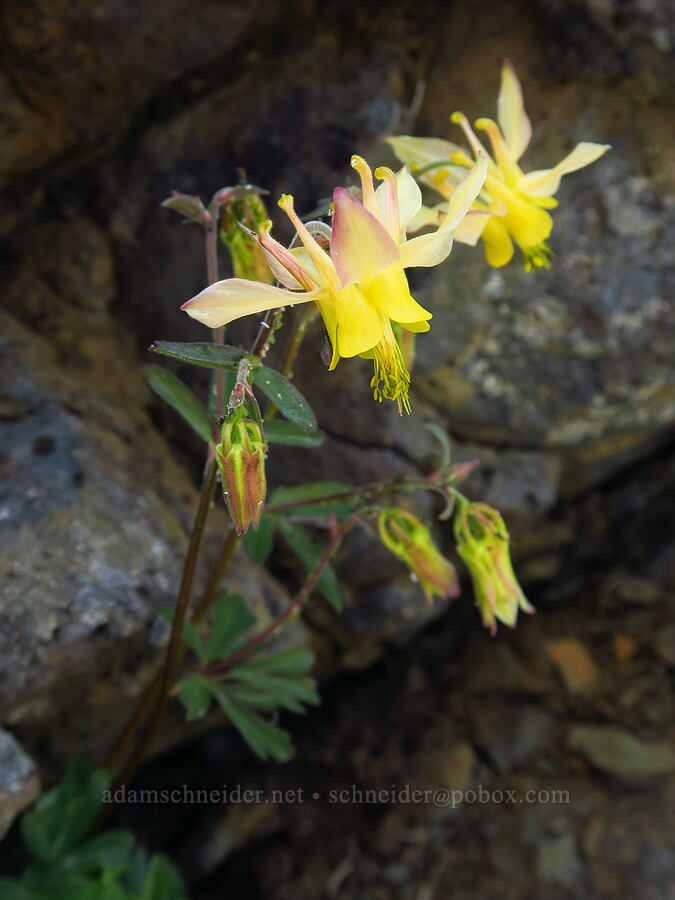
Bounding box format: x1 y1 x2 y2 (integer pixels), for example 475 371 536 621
220 192 274 284
216 406 267 536
377 508 460 605
453 501 533 635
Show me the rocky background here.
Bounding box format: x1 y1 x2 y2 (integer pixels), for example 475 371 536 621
1 0 674 896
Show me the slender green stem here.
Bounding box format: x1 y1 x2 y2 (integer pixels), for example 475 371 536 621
110 459 218 792
411 157 459 177
203 519 353 678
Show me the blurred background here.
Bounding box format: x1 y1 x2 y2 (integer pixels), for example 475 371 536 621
0 0 673 897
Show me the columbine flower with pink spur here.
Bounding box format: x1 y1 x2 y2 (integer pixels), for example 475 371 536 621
181 153 487 413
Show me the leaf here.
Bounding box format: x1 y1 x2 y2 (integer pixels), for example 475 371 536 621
243 512 276 563
264 420 324 447
206 592 257 662
269 482 358 519
277 519 342 610
161 193 210 227
150 341 245 370
210 686 294 762
178 675 212 721
234 647 316 675
145 365 213 443
136 854 188 900
22 760 109 864
59 830 134 871
230 672 319 714
252 366 317 432
158 606 207 662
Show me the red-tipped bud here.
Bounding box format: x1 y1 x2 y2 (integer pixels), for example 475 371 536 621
378 508 460 604
216 408 267 535
454 501 533 634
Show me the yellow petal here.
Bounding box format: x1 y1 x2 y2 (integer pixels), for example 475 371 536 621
315 293 339 370
407 202 445 232
485 174 553 246
497 59 532 161
480 217 514 268
403 319 431 334
475 118 522 186
373 165 401 242
331 187 399 288
332 283 383 358
181 278 320 329
351 155 380 219
452 208 494 247
369 266 432 324
393 166 423 235
517 142 611 197
399 153 488 268
279 194 339 290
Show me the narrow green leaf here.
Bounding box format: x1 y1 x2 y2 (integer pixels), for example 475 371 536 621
224 685 279 710
230 671 319 713
277 519 342 610
270 482 358 519
252 366 317 432
243 512 276 563
150 341 245 370
264 420 324 447
206 592 257 662
210 686 294 762
179 675 212 721
145 365 213 443
235 647 315 675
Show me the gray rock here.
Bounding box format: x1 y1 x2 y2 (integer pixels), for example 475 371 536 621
568 725 675 782
472 704 557 773
0 728 39 840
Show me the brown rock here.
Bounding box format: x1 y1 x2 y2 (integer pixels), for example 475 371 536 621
545 638 600 694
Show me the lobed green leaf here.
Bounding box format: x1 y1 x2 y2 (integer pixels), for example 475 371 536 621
252 366 317 432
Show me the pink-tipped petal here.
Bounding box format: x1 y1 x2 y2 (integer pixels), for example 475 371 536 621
331 187 399 287
251 222 317 291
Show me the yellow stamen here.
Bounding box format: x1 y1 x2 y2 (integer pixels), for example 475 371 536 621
370 316 411 415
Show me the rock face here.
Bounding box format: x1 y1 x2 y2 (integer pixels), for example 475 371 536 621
0 0 673 851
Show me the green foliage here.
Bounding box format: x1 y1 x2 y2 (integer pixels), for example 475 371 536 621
242 512 276 563
251 366 317 432
269 481 359 519
145 365 213 443
0 761 188 900
263 420 324 446
150 341 244 370
276 519 342 610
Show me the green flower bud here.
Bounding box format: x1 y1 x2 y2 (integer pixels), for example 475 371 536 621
216 406 267 535
378 508 460 604
220 192 274 284
453 501 533 634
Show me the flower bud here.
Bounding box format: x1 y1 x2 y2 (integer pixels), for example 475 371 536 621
216 407 267 535
453 501 533 634
378 508 460 604
220 192 274 284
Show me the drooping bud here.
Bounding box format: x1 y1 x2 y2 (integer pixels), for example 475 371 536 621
216 395 267 536
220 191 274 284
377 508 460 604
453 501 533 634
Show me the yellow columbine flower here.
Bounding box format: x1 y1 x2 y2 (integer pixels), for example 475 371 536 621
388 60 610 271
181 153 487 413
